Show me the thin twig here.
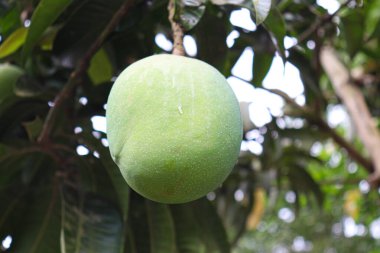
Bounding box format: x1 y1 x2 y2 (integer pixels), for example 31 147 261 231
37 1 134 144
264 88 374 174
168 0 185 56
294 0 352 48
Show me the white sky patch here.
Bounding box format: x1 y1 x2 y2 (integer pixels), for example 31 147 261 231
91 115 107 133
278 207 295 223
1 235 12 250
317 0 340 14
76 145 89 156
263 55 304 99
230 8 257 31
327 105 349 128
232 47 254 81
284 36 298 49
184 35 197 57
226 30 240 48
155 33 173 51
370 217 380 239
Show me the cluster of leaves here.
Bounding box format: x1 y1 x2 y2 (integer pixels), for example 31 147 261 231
1 0 380 252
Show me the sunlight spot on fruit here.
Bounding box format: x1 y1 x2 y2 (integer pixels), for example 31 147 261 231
370 218 380 239
74 126 83 134
226 30 240 48
234 189 245 202
284 36 297 49
155 33 173 52
93 151 100 158
1 235 12 250
232 47 253 81
230 8 257 31
24 19 31 27
317 0 340 14
79 96 88 105
183 35 197 57
48 101 55 107
76 145 89 156
358 180 370 194
101 138 109 147
207 192 216 201
92 131 101 139
278 207 295 223
91 115 107 133
177 104 183 114
285 191 296 203
246 140 263 155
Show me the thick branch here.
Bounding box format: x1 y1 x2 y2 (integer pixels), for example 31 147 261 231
320 46 380 183
168 0 185 56
38 1 133 144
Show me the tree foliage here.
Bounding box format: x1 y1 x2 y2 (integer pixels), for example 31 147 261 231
1 0 380 252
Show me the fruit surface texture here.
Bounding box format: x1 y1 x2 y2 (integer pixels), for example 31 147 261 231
106 54 242 203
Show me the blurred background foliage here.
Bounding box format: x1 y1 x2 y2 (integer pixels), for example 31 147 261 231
0 0 380 252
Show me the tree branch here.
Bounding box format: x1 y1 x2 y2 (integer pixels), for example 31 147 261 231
320 46 380 184
37 1 134 144
168 0 185 56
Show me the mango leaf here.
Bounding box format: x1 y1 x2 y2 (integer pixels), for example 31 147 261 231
22 0 73 62
22 117 43 141
252 50 274 86
174 0 206 31
340 10 365 58
263 6 286 60
88 48 113 85
210 0 271 25
192 198 231 253
365 0 380 40
0 27 28 58
11 183 61 253
146 201 177 253
0 6 21 36
61 186 124 253
170 204 205 253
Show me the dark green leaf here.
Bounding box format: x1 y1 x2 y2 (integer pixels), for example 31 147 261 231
0 27 27 58
340 10 365 58
170 204 205 253
263 7 286 60
22 0 73 62
252 50 273 86
192 198 231 253
146 201 177 253
174 0 206 31
88 48 114 85
61 186 124 253
22 117 43 141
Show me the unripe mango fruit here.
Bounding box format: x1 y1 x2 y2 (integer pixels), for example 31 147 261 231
106 54 242 204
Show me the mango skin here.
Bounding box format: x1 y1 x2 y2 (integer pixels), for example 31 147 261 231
106 54 242 204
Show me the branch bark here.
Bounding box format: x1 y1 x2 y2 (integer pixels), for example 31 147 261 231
37 1 134 144
168 0 185 56
320 46 380 184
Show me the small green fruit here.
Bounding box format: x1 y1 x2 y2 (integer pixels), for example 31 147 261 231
106 54 242 204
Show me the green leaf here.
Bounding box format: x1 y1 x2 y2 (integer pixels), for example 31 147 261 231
365 0 380 40
146 200 177 253
22 117 43 141
61 186 124 253
0 27 28 59
12 183 61 253
252 50 274 85
170 204 205 253
263 7 286 60
174 0 206 31
340 10 365 58
192 198 231 253
88 48 113 85
22 0 73 62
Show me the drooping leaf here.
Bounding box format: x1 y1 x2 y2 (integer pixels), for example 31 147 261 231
0 27 28 59
88 48 113 85
170 204 206 253
173 0 206 31
365 0 380 40
340 10 365 58
22 0 73 62
11 183 61 253
61 185 124 253
263 6 286 60
192 198 231 253
252 50 274 86
146 200 176 253
22 117 43 141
